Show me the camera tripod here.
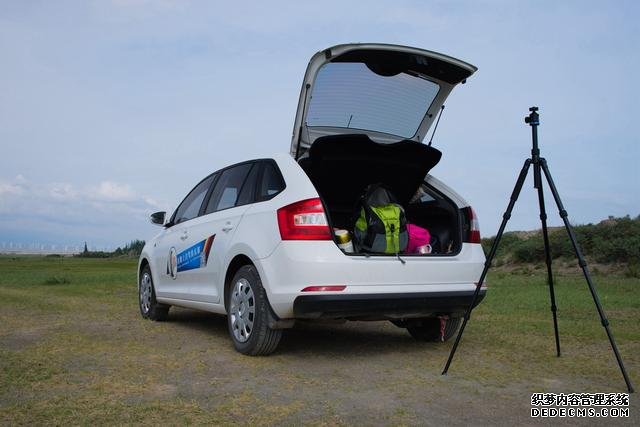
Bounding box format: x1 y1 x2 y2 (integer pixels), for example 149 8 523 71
441 107 634 393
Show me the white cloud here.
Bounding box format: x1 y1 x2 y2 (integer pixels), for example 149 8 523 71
0 174 28 196
0 175 165 210
0 175 168 245
91 181 137 202
48 182 78 200
143 196 164 209
0 181 24 196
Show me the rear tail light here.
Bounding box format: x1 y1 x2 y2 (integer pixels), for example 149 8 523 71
277 198 332 240
464 206 481 244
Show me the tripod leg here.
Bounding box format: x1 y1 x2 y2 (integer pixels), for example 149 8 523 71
540 158 634 393
442 159 532 375
533 161 561 357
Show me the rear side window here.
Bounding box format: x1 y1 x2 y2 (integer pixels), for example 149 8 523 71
173 174 216 224
205 163 252 213
259 162 285 200
236 163 260 206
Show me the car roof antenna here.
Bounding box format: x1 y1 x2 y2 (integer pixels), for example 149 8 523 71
428 105 445 147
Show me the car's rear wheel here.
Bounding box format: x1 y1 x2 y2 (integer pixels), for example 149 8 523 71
227 265 282 355
405 316 461 342
139 265 169 321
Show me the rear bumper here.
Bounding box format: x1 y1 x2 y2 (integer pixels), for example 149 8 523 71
293 290 486 320
255 240 486 319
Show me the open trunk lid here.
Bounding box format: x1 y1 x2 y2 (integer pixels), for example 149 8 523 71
290 43 477 159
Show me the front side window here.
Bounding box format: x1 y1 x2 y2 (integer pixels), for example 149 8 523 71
205 163 253 214
173 174 216 224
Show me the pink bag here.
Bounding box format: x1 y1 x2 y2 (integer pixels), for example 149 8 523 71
406 224 431 254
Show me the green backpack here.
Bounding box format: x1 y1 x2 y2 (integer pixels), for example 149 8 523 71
353 184 408 254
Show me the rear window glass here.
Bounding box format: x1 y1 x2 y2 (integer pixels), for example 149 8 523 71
259 162 285 200
306 62 440 138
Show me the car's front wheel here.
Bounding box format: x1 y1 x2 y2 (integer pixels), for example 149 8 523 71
405 316 462 342
139 265 169 321
227 265 282 356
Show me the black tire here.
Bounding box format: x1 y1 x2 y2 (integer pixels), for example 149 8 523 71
226 265 282 356
139 265 169 321
406 316 462 342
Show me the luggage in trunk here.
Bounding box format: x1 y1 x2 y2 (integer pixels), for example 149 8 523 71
353 184 408 254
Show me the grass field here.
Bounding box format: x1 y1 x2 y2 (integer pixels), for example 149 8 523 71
0 256 638 425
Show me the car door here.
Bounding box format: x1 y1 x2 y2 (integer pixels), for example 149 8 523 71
187 162 258 304
153 174 216 301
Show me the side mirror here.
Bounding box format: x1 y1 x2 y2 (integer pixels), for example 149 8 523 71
150 211 166 226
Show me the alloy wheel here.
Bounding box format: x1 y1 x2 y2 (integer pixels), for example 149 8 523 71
229 278 255 342
140 272 152 314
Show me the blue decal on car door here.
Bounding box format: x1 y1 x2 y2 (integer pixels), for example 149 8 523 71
175 235 216 273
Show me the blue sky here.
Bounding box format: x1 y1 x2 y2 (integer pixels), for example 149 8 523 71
1 0 638 249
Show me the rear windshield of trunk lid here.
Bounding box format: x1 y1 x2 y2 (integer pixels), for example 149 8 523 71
307 62 440 139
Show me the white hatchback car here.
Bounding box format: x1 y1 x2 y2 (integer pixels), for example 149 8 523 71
138 43 486 355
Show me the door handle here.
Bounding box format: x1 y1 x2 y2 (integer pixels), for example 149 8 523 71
180 231 188 241
222 222 234 232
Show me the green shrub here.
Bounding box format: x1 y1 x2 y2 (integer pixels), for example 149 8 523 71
112 239 145 258
625 263 640 278
512 237 545 263
483 215 640 266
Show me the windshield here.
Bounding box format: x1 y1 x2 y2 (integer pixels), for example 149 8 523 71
306 62 440 139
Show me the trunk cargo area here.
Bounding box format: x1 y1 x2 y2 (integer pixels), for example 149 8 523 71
298 134 462 256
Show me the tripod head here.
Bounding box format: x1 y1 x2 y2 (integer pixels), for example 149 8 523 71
524 106 541 159
525 106 540 126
